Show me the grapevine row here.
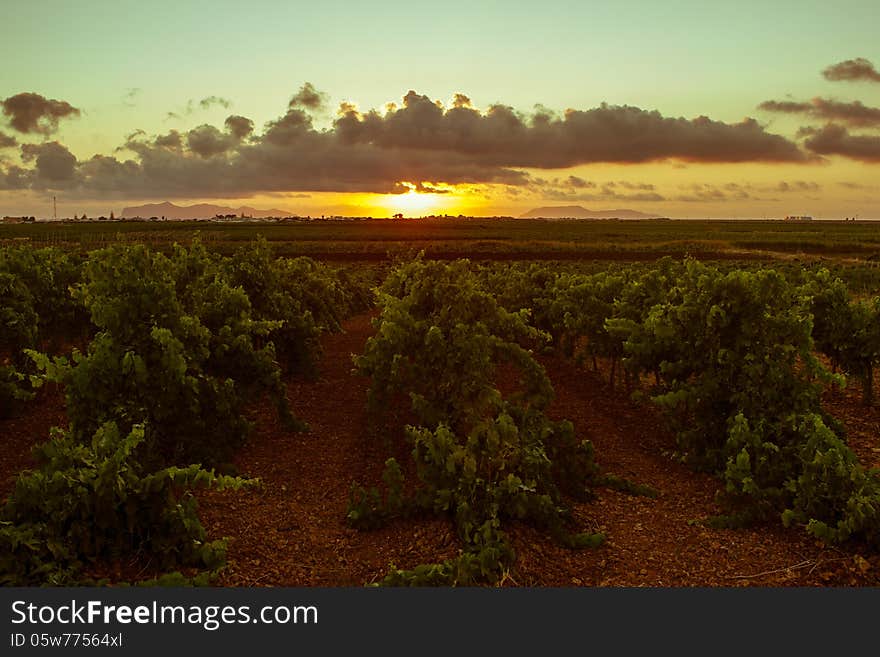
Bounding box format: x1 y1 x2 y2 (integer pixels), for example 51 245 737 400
484 258 880 547
348 257 607 586
1 238 371 584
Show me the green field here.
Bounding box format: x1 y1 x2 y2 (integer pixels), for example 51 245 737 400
3 218 880 260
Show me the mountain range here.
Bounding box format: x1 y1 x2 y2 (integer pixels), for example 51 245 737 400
121 201 292 219
520 205 661 219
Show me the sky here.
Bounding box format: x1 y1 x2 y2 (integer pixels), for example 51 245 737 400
2 0 880 219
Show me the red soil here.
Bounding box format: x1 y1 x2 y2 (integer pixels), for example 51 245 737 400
199 315 880 587
3 314 879 586
0 384 66 497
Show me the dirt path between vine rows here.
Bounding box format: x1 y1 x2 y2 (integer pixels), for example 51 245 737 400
508 355 880 586
200 313 880 587
0 385 66 497
198 314 459 586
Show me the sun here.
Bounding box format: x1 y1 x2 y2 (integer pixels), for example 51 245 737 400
371 182 455 217
377 189 443 217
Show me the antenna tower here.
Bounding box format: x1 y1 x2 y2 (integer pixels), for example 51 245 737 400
53 196 57 220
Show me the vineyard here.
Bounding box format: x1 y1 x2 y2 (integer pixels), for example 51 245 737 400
3 236 880 586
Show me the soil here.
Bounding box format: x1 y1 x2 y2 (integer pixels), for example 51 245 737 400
3 313 879 587
0 384 66 497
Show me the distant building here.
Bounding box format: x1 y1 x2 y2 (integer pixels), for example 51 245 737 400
784 215 813 221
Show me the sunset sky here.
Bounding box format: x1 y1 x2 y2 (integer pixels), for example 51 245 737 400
2 1 880 219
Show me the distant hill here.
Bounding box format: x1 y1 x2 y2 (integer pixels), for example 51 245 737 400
520 205 661 219
121 201 293 219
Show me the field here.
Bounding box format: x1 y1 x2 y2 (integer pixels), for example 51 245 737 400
3 218 880 587
6 217 880 260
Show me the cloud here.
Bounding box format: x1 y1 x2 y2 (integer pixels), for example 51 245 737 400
186 125 236 158
674 183 739 202
800 124 880 162
165 96 233 121
0 165 31 191
823 58 880 83
0 85 811 199
263 108 313 146
225 115 254 140
289 82 327 110
759 97 880 127
20 141 77 184
604 180 657 191
673 180 821 202
334 91 807 166
199 96 232 110
452 93 472 109
532 175 664 202
154 130 183 150
567 175 594 189
1 92 80 134
0 132 16 148
773 180 820 192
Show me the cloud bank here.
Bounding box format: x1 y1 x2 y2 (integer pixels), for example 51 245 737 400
759 97 880 127
0 83 813 198
799 124 880 162
758 59 880 164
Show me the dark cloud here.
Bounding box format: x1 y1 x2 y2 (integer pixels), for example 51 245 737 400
408 182 452 194
0 132 16 148
758 100 808 114
225 115 254 140
165 96 232 121
0 165 31 190
199 96 232 110
20 141 77 184
154 130 183 150
759 97 880 127
289 82 327 110
567 175 594 189
822 58 880 83
76 155 145 195
263 108 313 146
186 125 235 158
132 118 251 160
0 86 812 198
800 124 880 162
334 92 807 165
1 92 80 134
